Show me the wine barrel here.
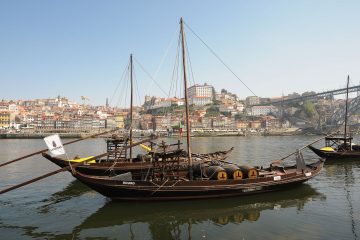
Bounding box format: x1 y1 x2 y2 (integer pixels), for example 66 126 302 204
239 165 258 179
192 162 210 177
136 154 151 162
206 166 227 180
222 164 243 180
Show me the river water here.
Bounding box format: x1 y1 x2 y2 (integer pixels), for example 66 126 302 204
0 136 359 239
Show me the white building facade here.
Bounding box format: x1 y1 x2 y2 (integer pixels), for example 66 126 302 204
188 84 213 106
251 106 278 116
246 96 260 106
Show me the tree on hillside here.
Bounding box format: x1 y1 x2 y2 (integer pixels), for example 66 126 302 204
205 106 220 117
288 92 301 99
221 111 231 117
302 91 316 97
303 101 318 119
234 114 245 120
212 87 217 102
325 95 334 100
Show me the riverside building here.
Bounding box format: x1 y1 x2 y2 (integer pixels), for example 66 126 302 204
188 83 214 106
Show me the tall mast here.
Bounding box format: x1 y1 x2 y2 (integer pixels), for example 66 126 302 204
180 17 193 179
344 75 349 139
129 54 133 162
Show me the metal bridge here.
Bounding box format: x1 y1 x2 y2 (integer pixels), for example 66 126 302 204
330 94 360 126
255 84 360 130
258 85 360 106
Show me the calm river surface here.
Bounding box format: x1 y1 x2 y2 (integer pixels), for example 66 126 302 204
0 136 359 239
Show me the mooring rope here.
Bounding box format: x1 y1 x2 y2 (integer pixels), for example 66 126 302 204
151 178 169 195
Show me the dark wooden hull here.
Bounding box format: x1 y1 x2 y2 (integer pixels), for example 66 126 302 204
42 153 187 177
42 148 234 177
308 145 360 160
73 160 324 201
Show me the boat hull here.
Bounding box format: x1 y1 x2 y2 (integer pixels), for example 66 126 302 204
73 161 324 201
42 152 187 177
308 145 360 160
42 147 234 177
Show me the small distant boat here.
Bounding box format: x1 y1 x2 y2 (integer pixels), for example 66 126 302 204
308 76 360 160
308 136 360 160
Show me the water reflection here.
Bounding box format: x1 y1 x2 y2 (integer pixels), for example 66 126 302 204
324 160 360 240
37 180 91 213
324 159 360 183
5 137 359 239
70 185 324 240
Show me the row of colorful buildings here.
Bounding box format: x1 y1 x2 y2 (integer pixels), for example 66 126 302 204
0 83 287 132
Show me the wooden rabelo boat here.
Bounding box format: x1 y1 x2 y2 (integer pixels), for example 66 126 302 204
42 141 234 177
41 54 234 176
308 76 360 160
72 157 324 201
308 136 360 160
70 18 324 201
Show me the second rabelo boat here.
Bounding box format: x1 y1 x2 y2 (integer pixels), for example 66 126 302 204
308 76 360 160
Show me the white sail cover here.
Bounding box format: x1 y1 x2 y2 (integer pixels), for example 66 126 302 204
44 134 66 156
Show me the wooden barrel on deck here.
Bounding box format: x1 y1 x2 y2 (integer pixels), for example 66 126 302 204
222 164 243 180
206 166 227 180
192 162 210 177
239 165 258 179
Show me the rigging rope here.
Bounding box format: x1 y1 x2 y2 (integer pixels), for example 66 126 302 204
161 28 192 126
133 58 168 96
183 21 257 96
136 27 179 98
169 33 181 99
114 61 129 108
117 62 131 108
153 28 179 82
184 33 196 86
110 62 129 107
133 65 142 109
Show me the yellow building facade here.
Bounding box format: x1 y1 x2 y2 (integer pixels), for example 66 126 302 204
0 111 10 128
115 115 125 129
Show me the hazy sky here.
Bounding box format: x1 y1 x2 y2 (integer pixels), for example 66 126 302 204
1 0 359 106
